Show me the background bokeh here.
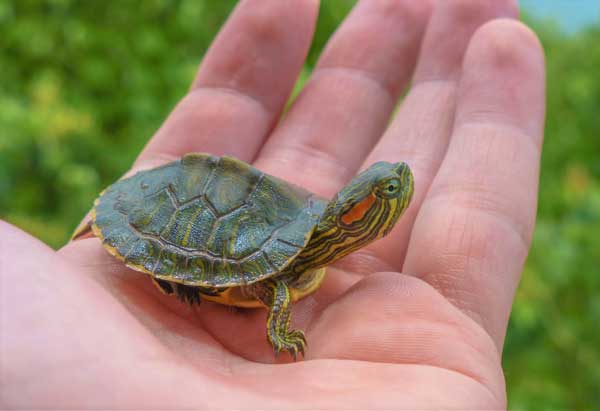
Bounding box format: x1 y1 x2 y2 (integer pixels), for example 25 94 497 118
1 1 599 408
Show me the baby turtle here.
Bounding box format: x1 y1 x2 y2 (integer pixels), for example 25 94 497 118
74 153 414 359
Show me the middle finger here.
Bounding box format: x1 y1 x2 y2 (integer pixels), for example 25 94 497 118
255 0 431 197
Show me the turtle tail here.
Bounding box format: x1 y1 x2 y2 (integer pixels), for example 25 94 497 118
71 220 94 241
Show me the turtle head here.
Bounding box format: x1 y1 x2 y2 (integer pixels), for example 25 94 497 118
293 161 413 273
329 161 414 236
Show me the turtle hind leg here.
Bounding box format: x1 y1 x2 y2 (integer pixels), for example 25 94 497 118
151 278 174 295
175 283 202 305
151 278 201 305
249 279 306 360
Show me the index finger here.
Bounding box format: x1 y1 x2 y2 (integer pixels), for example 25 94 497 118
69 0 318 237
137 0 319 169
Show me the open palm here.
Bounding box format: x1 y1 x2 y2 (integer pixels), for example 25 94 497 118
1 1 545 409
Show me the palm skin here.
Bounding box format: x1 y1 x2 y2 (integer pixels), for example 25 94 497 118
0 1 545 409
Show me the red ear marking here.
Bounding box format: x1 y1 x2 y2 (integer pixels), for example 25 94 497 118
340 194 376 226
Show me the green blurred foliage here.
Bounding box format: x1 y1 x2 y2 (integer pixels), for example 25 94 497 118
503 21 600 410
0 1 598 409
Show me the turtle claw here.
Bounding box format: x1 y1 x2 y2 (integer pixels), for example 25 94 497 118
290 330 307 358
269 329 307 361
297 340 305 358
281 329 307 361
295 330 307 347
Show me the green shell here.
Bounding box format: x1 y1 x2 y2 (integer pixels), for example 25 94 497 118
92 153 327 287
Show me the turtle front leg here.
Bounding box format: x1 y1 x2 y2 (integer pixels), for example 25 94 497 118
249 279 306 360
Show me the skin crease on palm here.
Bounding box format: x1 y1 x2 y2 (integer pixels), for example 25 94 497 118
0 0 546 409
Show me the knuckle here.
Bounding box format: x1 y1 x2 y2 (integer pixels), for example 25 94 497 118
439 0 518 24
365 0 431 25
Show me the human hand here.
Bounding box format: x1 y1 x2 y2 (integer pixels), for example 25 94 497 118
1 1 545 408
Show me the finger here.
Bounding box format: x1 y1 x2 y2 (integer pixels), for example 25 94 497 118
255 0 431 197
363 0 519 270
137 0 319 169
403 19 546 348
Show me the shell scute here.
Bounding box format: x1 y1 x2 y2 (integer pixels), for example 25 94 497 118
129 190 177 237
172 153 219 204
186 257 212 284
208 205 273 259
204 155 262 216
213 259 242 286
249 175 308 225
153 249 180 278
165 202 215 250
125 239 156 271
263 239 304 271
103 225 137 251
238 252 274 284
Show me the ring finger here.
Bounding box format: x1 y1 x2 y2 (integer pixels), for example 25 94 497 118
362 0 519 270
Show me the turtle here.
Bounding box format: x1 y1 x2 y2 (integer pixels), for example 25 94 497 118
73 153 414 359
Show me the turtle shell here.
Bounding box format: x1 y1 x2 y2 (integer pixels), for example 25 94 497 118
91 153 327 287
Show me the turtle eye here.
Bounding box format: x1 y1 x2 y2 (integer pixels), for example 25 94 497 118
376 178 401 198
